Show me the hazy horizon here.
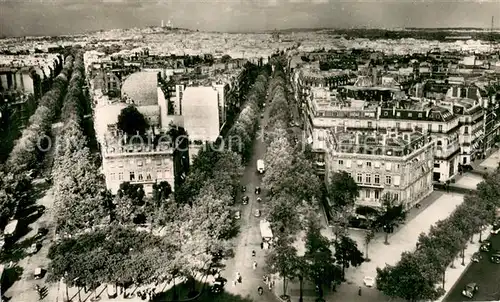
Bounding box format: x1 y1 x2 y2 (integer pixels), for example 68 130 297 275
1 0 499 38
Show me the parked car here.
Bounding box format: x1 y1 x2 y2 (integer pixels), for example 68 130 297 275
256 197 262 203
26 242 41 255
462 283 478 298
492 222 500 234
480 240 492 252
471 252 482 262
242 196 249 205
491 250 500 264
363 276 375 287
235 211 241 220
255 186 261 194
254 209 261 217
260 113 264 119
241 185 246 193
35 205 46 216
34 227 49 240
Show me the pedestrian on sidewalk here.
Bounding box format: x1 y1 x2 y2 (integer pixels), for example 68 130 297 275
260 242 264 249
358 286 362 296
252 250 256 257
233 280 237 287
253 261 257 270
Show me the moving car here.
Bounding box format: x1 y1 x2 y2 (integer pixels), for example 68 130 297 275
462 283 478 298
254 209 261 217
471 252 482 263
257 160 265 174
480 240 492 252
491 250 500 264
255 186 261 194
242 196 249 205
34 267 44 280
363 276 375 287
235 211 241 220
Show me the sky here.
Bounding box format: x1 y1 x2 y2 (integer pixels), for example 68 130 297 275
0 0 499 37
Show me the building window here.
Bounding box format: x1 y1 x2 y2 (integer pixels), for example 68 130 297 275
156 160 162 166
374 174 380 184
118 172 123 180
434 163 440 168
367 121 372 128
118 162 123 168
365 174 371 183
438 125 443 132
110 173 115 180
408 113 413 117
146 158 152 164
130 172 135 181
386 175 392 185
366 162 372 167
365 190 371 198
146 173 152 180
138 173 143 181
164 170 169 179
418 113 423 118
428 124 432 131
394 193 399 201
464 126 469 134
137 161 143 167
357 173 362 183
374 190 380 199
156 170 162 179
338 160 343 165
396 122 400 129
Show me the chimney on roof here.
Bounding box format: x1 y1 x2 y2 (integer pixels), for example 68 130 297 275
392 106 396 116
355 132 360 145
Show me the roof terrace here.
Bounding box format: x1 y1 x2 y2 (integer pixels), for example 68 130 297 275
328 129 431 157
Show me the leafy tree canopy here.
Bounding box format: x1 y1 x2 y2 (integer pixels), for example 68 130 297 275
327 171 359 208
117 105 148 136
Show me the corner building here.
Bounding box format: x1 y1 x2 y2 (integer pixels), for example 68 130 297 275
321 128 434 210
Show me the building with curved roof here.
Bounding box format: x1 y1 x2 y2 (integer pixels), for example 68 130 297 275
121 71 158 106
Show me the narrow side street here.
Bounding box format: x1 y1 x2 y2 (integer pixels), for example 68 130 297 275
5 125 61 302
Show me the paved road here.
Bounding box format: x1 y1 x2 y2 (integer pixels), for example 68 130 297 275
221 99 278 302
445 233 500 302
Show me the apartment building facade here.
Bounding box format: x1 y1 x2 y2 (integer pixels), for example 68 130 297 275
321 128 434 210
304 87 462 182
101 132 175 195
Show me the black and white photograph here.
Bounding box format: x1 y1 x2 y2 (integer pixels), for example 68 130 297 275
0 0 500 301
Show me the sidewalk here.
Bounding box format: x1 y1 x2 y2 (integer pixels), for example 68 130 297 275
344 192 465 285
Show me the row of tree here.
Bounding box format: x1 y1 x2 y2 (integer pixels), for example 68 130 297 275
262 61 364 301
376 169 500 301
6 55 74 175
51 50 110 234
0 54 74 228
